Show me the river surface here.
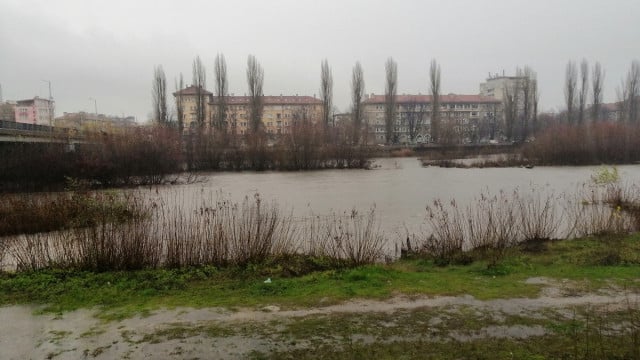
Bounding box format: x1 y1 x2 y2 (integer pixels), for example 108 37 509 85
143 158 640 242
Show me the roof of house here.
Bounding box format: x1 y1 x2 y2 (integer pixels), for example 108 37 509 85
600 102 622 112
363 94 501 104
210 95 322 105
173 85 213 96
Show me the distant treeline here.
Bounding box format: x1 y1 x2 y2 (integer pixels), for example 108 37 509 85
0 123 371 191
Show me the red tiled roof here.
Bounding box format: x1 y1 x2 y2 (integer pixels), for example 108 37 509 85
173 85 213 96
210 95 322 105
363 94 501 104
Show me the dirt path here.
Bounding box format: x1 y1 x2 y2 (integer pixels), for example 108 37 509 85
1 277 638 359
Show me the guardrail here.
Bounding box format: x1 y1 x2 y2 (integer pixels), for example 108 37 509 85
0 120 73 136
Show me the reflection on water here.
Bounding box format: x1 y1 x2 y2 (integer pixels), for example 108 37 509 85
143 158 640 242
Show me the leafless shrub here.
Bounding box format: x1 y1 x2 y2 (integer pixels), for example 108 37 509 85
563 192 632 238
302 208 385 266
517 186 561 243
424 199 465 263
467 190 521 266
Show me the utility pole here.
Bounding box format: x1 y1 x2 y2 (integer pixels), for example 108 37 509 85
41 80 53 131
0 83 3 103
89 97 98 115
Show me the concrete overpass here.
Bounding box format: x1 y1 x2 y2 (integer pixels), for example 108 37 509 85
0 120 84 144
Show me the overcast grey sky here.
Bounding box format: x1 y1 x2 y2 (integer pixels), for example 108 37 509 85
1 0 639 122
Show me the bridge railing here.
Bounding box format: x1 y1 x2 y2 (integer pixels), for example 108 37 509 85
0 120 71 136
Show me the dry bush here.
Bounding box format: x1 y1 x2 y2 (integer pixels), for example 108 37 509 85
7 193 158 271
424 199 466 263
517 186 561 243
301 208 385 266
525 122 640 165
466 190 521 266
563 191 633 238
155 192 297 268
390 148 415 157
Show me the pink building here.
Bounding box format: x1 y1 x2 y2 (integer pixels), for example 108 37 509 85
14 97 55 126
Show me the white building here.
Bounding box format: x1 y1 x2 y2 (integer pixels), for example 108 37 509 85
362 94 502 144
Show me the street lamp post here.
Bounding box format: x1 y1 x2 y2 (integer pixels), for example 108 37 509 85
41 80 53 133
89 97 98 115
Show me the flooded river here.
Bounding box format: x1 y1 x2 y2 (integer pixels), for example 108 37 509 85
143 158 640 241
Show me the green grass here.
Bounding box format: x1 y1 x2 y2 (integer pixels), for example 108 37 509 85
0 234 639 320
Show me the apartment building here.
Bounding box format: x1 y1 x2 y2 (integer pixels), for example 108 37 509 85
362 94 502 144
14 96 55 126
173 85 214 131
0 101 16 122
214 95 323 135
55 112 136 134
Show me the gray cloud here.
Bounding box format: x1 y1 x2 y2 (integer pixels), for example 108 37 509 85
1 0 639 122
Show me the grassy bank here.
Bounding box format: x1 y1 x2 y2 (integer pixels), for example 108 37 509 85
1 234 638 320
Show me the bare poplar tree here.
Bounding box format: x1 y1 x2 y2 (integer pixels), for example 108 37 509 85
503 78 520 141
429 59 441 143
518 66 536 141
246 54 264 133
214 53 228 132
351 61 365 144
320 59 333 139
192 56 207 128
384 58 398 144
565 61 577 124
622 60 640 123
578 59 589 125
591 62 604 122
532 79 539 134
152 65 168 125
174 73 185 133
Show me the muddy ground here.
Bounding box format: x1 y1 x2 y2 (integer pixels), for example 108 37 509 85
1 277 638 359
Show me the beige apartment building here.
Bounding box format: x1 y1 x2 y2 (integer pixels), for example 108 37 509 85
173 85 214 131
173 86 323 135
363 94 502 144
217 95 323 135
55 112 136 134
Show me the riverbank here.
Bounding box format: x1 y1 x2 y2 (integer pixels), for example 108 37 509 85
0 234 638 359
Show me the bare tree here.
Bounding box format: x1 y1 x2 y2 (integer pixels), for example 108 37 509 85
518 66 536 141
503 78 520 141
174 73 185 133
152 65 168 125
429 59 441 143
320 59 333 140
246 54 264 133
404 96 424 143
565 61 577 124
192 56 207 128
351 61 365 144
591 61 604 122
214 53 228 132
622 60 640 123
532 78 539 134
578 59 589 125
384 58 398 144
